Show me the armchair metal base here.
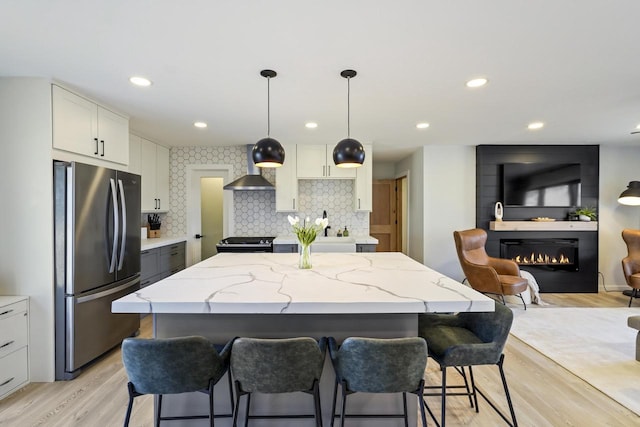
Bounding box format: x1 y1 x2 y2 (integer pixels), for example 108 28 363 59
623 288 639 307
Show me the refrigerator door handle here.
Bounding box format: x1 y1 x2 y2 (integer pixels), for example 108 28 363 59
75 276 139 304
109 178 119 273
117 179 127 271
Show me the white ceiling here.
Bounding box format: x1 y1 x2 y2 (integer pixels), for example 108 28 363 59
2 0 640 162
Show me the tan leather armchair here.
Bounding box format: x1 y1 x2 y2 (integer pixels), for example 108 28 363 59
621 229 640 307
453 228 528 309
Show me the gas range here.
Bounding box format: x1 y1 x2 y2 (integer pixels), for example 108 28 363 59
216 236 275 253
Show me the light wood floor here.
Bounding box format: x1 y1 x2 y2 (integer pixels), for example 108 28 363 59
1 292 638 427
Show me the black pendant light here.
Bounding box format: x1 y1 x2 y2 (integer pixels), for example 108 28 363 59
252 69 285 168
618 181 640 205
333 69 365 168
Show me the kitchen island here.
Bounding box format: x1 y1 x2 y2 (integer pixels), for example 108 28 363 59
112 252 493 426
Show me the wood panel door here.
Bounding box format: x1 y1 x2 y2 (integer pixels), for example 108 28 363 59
370 179 397 251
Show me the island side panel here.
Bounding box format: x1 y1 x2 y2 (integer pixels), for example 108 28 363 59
154 312 419 427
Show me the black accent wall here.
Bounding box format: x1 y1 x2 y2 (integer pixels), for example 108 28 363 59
476 145 599 293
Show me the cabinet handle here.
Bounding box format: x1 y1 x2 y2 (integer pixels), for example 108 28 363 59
158 199 161 210
358 198 361 209
154 198 159 209
0 340 15 350
100 140 105 157
0 309 13 317
0 377 14 387
323 165 326 177
141 280 151 287
292 198 296 210
94 138 99 155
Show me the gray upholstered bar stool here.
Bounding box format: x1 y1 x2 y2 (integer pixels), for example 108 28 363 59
121 335 234 427
230 337 327 427
327 336 429 427
418 301 518 427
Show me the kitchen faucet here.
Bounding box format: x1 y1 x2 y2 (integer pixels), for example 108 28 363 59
323 210 331 237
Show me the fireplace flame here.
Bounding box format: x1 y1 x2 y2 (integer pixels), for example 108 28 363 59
513 252 571 265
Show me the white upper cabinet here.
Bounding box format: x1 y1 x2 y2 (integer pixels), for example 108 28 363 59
140 138 170 212
354 144 373 211
276 144 298 212
128 134 141 175
52 85 129 165
296 144 356 179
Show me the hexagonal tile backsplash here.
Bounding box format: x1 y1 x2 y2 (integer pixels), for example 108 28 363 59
162 146 369 238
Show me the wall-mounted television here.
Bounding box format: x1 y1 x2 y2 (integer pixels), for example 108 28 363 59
502 163 581 207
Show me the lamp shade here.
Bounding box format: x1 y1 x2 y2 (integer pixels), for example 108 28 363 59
618 181 640 205
333 138 365 168
252 137 285 168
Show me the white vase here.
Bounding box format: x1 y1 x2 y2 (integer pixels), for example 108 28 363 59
494 202 504 221
578 214 591 222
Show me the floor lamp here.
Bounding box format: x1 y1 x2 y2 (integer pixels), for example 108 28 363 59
618 181 640 299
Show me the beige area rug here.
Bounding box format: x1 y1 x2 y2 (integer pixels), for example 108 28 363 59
510 307 640 415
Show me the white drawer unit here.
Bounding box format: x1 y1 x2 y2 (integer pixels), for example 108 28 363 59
0 297 29 400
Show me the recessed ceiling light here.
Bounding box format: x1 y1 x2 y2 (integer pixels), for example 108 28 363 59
194 122 207 128
466 78 488 88
528 122 544 130
416 122 430 129
305 122 318 129
129 76 152 87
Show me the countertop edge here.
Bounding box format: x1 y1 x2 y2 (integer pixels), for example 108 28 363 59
142 236 187 250
273 236 379 245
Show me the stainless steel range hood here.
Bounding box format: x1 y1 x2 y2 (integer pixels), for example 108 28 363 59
223 145 275 190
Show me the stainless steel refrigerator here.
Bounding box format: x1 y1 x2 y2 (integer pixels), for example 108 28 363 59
54 161 141 380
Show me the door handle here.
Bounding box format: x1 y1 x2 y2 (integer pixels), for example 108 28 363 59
109 178 119 273
195 234 204 239
117 179 127 271
100 140 105 157
94 138 99 155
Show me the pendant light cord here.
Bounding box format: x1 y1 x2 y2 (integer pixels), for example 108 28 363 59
267 76 271 137
347 76 351 138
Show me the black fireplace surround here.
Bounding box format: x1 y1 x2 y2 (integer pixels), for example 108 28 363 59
476 145 599 293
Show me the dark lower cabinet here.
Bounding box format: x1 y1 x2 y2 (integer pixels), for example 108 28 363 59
140 241 186 288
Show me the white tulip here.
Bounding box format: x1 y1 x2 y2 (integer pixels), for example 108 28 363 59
288 215 299 226
320 218 329 229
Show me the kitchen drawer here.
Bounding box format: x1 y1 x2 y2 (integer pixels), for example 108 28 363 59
141 249 159 281
0 299 27 322
0 311 28 359
273 244 298 253
160 242 185 271
0 346 28 399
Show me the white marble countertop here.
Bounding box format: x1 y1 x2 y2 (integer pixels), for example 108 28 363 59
273 235 379 245
112 252 493 314
141 236 187 250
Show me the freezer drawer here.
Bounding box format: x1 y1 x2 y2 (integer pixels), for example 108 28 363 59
65 277 140 373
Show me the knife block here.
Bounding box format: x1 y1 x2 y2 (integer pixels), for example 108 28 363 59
148 229 161 238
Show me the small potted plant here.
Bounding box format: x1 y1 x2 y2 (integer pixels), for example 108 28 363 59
573 207 597 222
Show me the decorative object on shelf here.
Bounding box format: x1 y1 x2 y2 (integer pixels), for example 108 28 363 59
572 207 597 221
288 215 329 269
333 69 365 168
252 69 285 168
494 201 503 221
531 217 555 222
618 181 640 206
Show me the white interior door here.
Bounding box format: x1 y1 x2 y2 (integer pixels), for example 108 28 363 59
186 165 234 266
200 177 224 260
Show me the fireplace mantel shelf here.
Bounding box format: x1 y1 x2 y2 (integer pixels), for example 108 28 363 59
490 221 598 231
